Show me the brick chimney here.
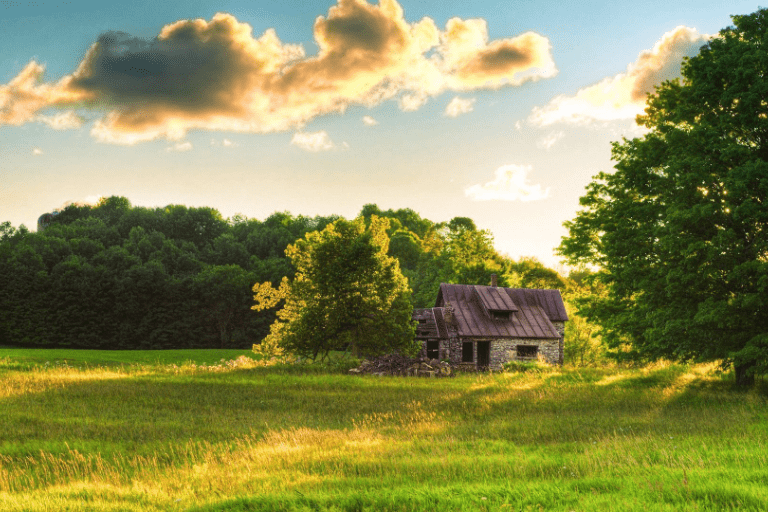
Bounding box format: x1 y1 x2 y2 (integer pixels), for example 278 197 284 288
491 273 497 287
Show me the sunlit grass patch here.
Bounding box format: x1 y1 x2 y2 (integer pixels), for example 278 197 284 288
0 354 764 510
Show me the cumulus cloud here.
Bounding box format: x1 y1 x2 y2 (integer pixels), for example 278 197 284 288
362 115 378 126
32 147 43 155
291 130 336 151
529 26 710 126
1 0 556 144
445 96 475 117
465 164 550 201
166 141 193 152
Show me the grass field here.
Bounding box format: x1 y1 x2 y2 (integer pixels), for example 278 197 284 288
0 349 765 511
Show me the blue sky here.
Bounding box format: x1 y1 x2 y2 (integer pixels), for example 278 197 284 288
1 0 761 267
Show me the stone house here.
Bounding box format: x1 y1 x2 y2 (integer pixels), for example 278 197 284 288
413 277 567 370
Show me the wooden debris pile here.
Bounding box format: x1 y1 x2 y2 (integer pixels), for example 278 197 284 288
349 354 454 377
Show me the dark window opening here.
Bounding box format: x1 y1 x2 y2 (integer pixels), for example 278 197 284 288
426 341 439 359
462 342 474 362
517 345 538 358
491 311 510 320
418 319 427 324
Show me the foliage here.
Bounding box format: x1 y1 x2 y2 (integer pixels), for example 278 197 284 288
3 196 588 352
561 268 608 366
559 9 768 385
501 359 550 373
253 216 417 361
0 197 337 349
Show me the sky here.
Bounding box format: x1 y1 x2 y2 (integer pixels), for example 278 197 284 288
0 0 762 269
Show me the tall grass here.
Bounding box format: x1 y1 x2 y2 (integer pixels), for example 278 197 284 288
0 350 765 511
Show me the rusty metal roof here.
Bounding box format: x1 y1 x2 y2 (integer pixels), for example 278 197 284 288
432 307 449 338
413 308 450 340
472 285 518 312
434 284 567 339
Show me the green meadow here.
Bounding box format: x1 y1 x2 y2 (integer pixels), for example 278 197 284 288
0 349 765 511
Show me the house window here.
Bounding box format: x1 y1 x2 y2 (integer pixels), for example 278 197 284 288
491 311 509 320
516 345 538 359
462 342 474 362
418 319 427 324
426 341 439 359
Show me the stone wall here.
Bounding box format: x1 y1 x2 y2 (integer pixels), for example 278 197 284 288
417 339 454 361
420 335 562 369
551 321 565 365
416 337 462 364
488 338 561 368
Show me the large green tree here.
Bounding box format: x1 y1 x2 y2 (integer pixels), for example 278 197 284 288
253 216 417 361
558 9 768 385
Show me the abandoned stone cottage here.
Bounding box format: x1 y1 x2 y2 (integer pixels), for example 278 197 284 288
413 278 567 370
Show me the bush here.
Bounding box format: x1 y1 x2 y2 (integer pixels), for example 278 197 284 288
502 360 549 373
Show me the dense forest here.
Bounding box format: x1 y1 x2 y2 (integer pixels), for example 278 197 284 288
0 196 579 351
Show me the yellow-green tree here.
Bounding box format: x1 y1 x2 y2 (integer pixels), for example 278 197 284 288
253 216 417 361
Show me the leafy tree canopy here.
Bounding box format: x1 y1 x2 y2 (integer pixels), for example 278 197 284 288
253 216 418 361
558 9 768 385
2 196 579 351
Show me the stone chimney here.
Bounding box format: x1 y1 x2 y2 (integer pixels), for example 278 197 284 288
491 273 497 287
443 303 454 325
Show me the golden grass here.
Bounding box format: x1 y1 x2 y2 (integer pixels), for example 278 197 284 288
0 357 765 510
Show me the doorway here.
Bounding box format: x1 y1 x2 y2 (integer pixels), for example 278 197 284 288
477 341 490 369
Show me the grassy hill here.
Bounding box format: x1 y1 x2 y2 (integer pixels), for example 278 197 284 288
0 349 765 511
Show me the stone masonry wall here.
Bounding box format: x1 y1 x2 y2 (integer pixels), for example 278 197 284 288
551 321 565 365
418 338 457 361
488 338 561 369
421 335 562 369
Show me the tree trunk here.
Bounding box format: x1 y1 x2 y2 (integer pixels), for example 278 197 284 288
735 363 755 387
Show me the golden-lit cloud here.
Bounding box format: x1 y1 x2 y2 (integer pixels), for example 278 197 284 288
0 61 91 126
439 18 556 89
465 164 550 201
291 130 336 151
32 147 43 156
445 96 475 117
529 26 709 126
362 115 378 126
0 0 556 144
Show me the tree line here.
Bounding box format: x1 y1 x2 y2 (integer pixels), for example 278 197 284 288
1 197 582 351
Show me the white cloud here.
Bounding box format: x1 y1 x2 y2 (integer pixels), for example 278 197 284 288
166 141 193 152
222 139 236 147
445 96 476 117
514 120 522 131
465 164 550 201
536 131 564 150
362 115 378 126
37 111 83 130
291 130 335 152
529 26 710 126
32 147 43 155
